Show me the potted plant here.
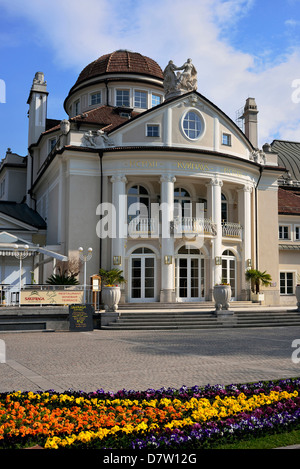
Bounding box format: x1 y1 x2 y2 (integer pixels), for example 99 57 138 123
213 280 231 311
245 268 272 303
99 268 126 312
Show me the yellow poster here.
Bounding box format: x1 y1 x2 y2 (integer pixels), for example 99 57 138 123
20 289 84 305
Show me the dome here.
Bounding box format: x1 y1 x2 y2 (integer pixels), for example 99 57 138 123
74 50 164 87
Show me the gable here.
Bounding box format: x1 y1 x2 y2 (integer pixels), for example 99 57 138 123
110 91 253 160
0 203 47 231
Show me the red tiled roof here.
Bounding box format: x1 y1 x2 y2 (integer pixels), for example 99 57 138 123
42 105 139 135
278 187 300 214
74 50 163 86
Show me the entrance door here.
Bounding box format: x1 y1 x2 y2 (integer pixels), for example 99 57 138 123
130 248 155 302
222 250 236 299
176 248 204 301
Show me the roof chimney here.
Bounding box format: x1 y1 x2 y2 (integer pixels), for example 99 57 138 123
243 97 258 148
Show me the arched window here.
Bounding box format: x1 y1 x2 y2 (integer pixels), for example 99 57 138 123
128 185 150 222
221 193 228 222
132 247 154 254
174 187 192 218
178 246 201 255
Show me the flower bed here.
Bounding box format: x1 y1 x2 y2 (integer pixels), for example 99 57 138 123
1 378 300 449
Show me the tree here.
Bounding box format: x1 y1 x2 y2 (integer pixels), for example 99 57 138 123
245 269 272 294
46 257 81 285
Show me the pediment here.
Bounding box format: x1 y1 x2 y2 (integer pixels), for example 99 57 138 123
110 91 253 159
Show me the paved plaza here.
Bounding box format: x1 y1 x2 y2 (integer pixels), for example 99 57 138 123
1 327 300 394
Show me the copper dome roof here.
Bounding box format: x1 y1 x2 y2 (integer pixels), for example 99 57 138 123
74 50 164 87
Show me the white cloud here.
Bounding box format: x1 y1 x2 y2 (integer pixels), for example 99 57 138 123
1 0 300 145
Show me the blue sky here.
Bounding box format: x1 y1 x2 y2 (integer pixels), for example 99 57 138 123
0 0 300 158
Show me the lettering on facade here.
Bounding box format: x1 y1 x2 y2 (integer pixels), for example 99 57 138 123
129 160 158 168
126 159 246 178
176 161 212 171
222 167 245 177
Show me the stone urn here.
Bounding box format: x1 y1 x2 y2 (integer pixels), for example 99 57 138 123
101 286 121 312
296 285 300 311
213 284 231 311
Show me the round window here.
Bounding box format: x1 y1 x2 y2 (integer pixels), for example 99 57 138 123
182 110 203 140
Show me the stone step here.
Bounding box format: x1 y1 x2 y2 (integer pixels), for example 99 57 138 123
118 301 253 309
101 310 300 330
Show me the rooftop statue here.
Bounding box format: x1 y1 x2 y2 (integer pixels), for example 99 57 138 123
163 58 197 97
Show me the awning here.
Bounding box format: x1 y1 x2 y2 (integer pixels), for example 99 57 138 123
0 231 68 261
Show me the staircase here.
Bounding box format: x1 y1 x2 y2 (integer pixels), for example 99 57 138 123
101 303 300 330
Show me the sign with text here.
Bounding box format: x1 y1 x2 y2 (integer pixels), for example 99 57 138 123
69 304 94 332
20 289 84 305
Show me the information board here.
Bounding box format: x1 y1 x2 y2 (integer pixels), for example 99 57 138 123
69 304 94 332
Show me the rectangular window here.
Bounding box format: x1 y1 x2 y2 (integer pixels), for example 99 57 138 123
48 137 57 153
279 225 289 239
90 92 101 106
222 133 231 146
116 90 130 107
296 226 300 240
146 124 160 137
134 90 147 108
280 272 294 295
152 94 161 107
74 100 80 116
0 178 5 198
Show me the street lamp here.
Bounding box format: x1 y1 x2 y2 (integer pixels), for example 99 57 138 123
13 244 29 305
78 247 93 303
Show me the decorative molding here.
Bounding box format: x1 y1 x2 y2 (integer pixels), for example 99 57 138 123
160 175 176 184
110 175 127 184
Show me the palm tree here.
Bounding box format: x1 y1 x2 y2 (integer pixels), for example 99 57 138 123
46 273 80 285
99 268 126 286
245 269 272 294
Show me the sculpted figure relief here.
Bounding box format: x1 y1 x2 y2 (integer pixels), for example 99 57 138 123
163 58 197 96
81 130 114 148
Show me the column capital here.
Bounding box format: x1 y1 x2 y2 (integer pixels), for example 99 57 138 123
207 177 223 187
160 175 176 184
237 184 253 193
110 174 127 184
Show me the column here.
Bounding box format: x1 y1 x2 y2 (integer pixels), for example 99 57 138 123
238 184 252 299
207 178 223 288
160 175 176 302
110 175 127 269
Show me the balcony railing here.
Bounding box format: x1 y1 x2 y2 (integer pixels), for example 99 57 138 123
172 217 217 236
127 218 242 238
222 221 242 238
128 217 159 237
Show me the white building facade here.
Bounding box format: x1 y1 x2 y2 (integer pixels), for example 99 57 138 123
4 49 297 306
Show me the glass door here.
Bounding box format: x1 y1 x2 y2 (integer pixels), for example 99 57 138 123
221 250 236 299
130 255 155 302
176 255 204 301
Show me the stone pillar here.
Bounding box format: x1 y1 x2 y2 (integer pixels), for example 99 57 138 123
207 178 223 288
160 175 176 302
110 175 127 269
238 184 252 299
